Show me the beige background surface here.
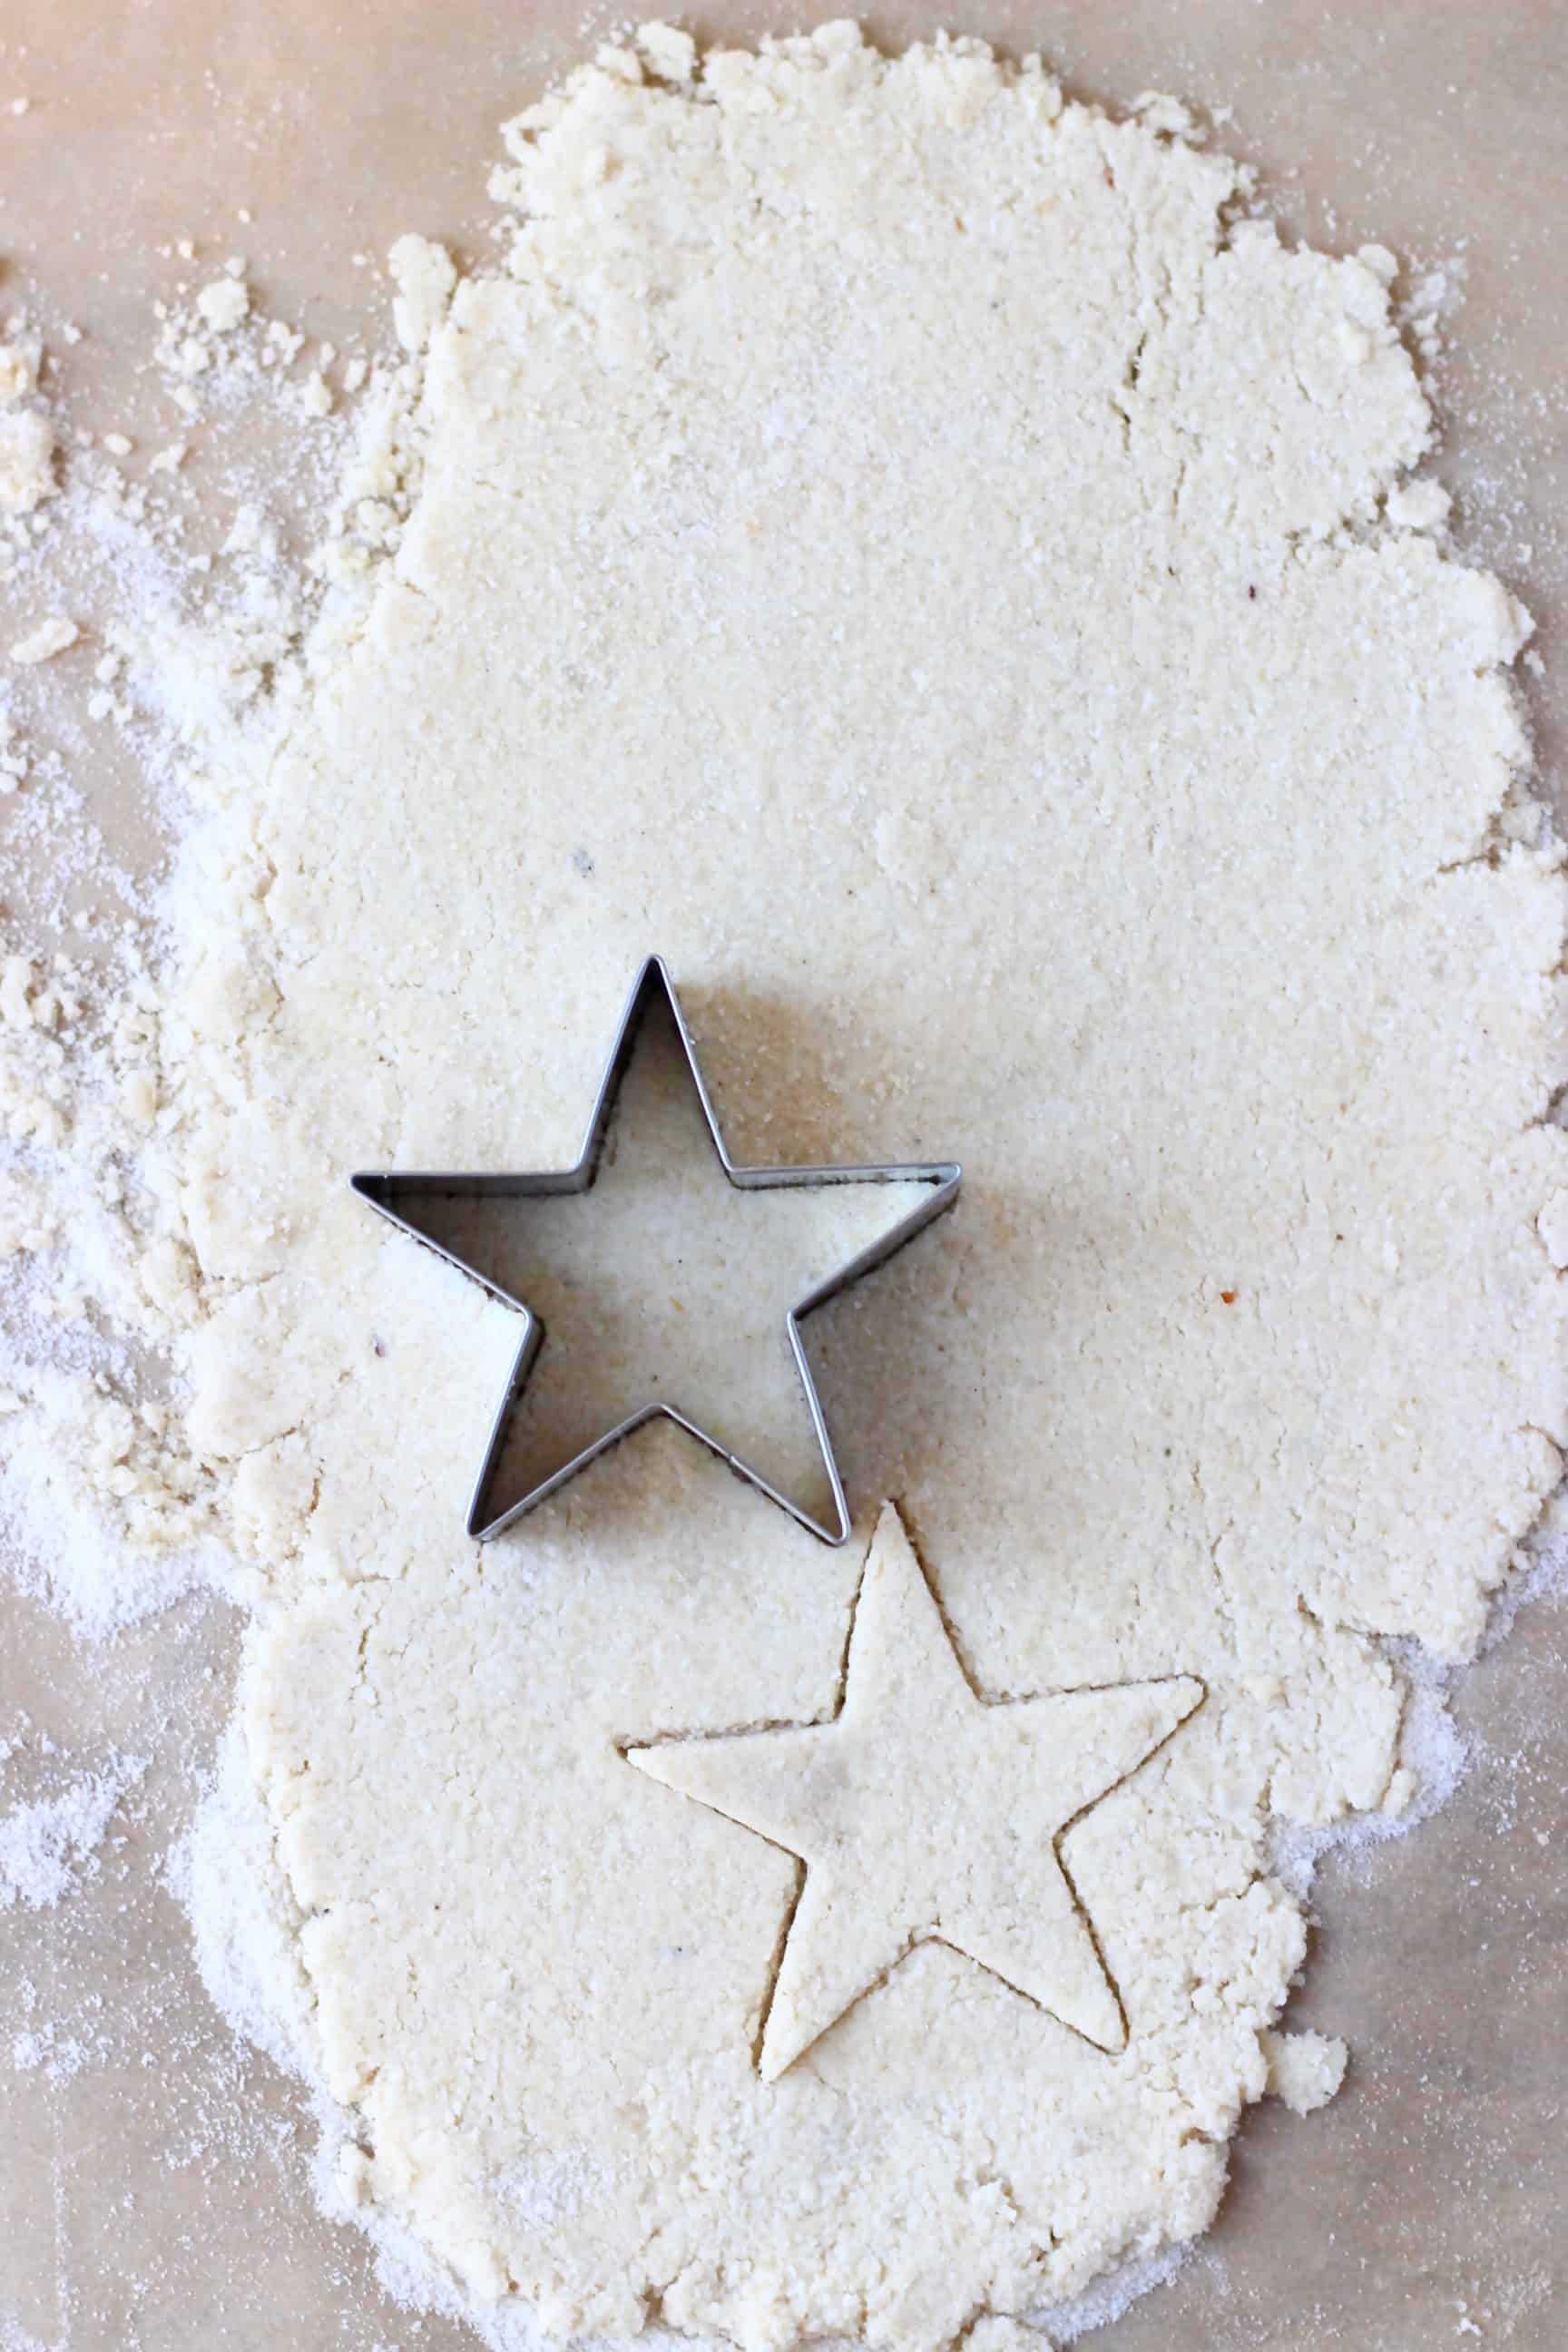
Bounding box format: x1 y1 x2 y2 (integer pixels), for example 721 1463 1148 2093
1 3 1565 2347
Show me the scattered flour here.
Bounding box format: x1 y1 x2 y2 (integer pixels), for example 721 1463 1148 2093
10 2013 102 2083
0 1747 143 1909
171 1721 317 2080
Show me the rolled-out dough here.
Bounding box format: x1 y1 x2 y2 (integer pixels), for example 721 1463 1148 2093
128 21 1563 2349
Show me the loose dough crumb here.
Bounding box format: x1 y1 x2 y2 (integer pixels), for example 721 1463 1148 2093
387 232 456 351
196 274 250 332
9 615 78 665
1261 2027 1350 2115
636 20 697 82
0 338 41 406
1388 476 1453 530
0 407 55 513
264 317 305 366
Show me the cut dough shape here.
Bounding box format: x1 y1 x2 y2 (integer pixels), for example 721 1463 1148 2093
628 1503 1203 2074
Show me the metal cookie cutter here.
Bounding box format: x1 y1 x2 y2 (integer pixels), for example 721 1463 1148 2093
352 956 961 1545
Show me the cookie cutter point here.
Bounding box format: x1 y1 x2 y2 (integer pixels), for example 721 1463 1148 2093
352 955 961 1546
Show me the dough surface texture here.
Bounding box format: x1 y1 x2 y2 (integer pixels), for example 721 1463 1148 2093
146 22 1563 2349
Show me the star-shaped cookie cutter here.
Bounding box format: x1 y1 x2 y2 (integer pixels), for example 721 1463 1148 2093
352 956 961 1545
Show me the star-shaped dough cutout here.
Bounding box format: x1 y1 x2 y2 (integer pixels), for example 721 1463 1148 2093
627 1505 1203 2078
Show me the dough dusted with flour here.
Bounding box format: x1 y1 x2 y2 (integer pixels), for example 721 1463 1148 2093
134 22 1563 2349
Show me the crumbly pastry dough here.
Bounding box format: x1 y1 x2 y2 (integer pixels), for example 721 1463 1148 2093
140 20 1564 2347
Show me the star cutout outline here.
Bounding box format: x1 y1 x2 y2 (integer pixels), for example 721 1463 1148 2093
626 1504 1205 2078
352 958 961 1544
